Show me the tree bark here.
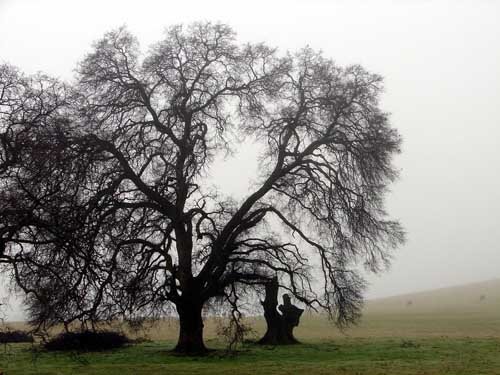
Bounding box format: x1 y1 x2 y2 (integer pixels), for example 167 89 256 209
174 299 207 354
258 277 303 345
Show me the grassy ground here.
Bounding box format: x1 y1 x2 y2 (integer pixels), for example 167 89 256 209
1 279 499 374
1 338 500 375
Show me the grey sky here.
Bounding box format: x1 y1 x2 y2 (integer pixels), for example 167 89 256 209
1 0 499 320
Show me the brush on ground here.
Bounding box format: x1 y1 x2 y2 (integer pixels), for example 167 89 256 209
45 331 129 351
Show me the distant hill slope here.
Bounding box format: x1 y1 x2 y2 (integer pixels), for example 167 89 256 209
292 279 500 339
366 278 500 315
2 279 500 340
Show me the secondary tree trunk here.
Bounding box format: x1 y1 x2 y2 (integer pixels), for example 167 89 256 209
174 299 207 354
258 277 304 345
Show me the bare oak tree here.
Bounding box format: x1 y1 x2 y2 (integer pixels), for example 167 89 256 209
0 23 404 354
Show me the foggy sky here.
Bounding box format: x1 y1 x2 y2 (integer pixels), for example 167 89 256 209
1 0 499 321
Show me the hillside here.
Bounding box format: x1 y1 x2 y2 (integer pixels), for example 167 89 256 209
2 279 500 341
366 278 500 314
274 278 500 340
337 278 500 339
143 278 500 340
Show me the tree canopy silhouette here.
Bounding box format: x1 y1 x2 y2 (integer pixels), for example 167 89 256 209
0 23 404 354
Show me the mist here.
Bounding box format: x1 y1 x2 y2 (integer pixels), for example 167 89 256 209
1 0 499 321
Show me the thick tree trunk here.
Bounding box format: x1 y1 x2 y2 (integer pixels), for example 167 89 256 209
258 277 303 345
174 299 207 354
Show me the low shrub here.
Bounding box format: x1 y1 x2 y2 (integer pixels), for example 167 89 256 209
0 330 34 343
45 330 129 351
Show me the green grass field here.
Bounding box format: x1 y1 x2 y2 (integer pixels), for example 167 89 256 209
1 279 500 374
2 338 500 375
